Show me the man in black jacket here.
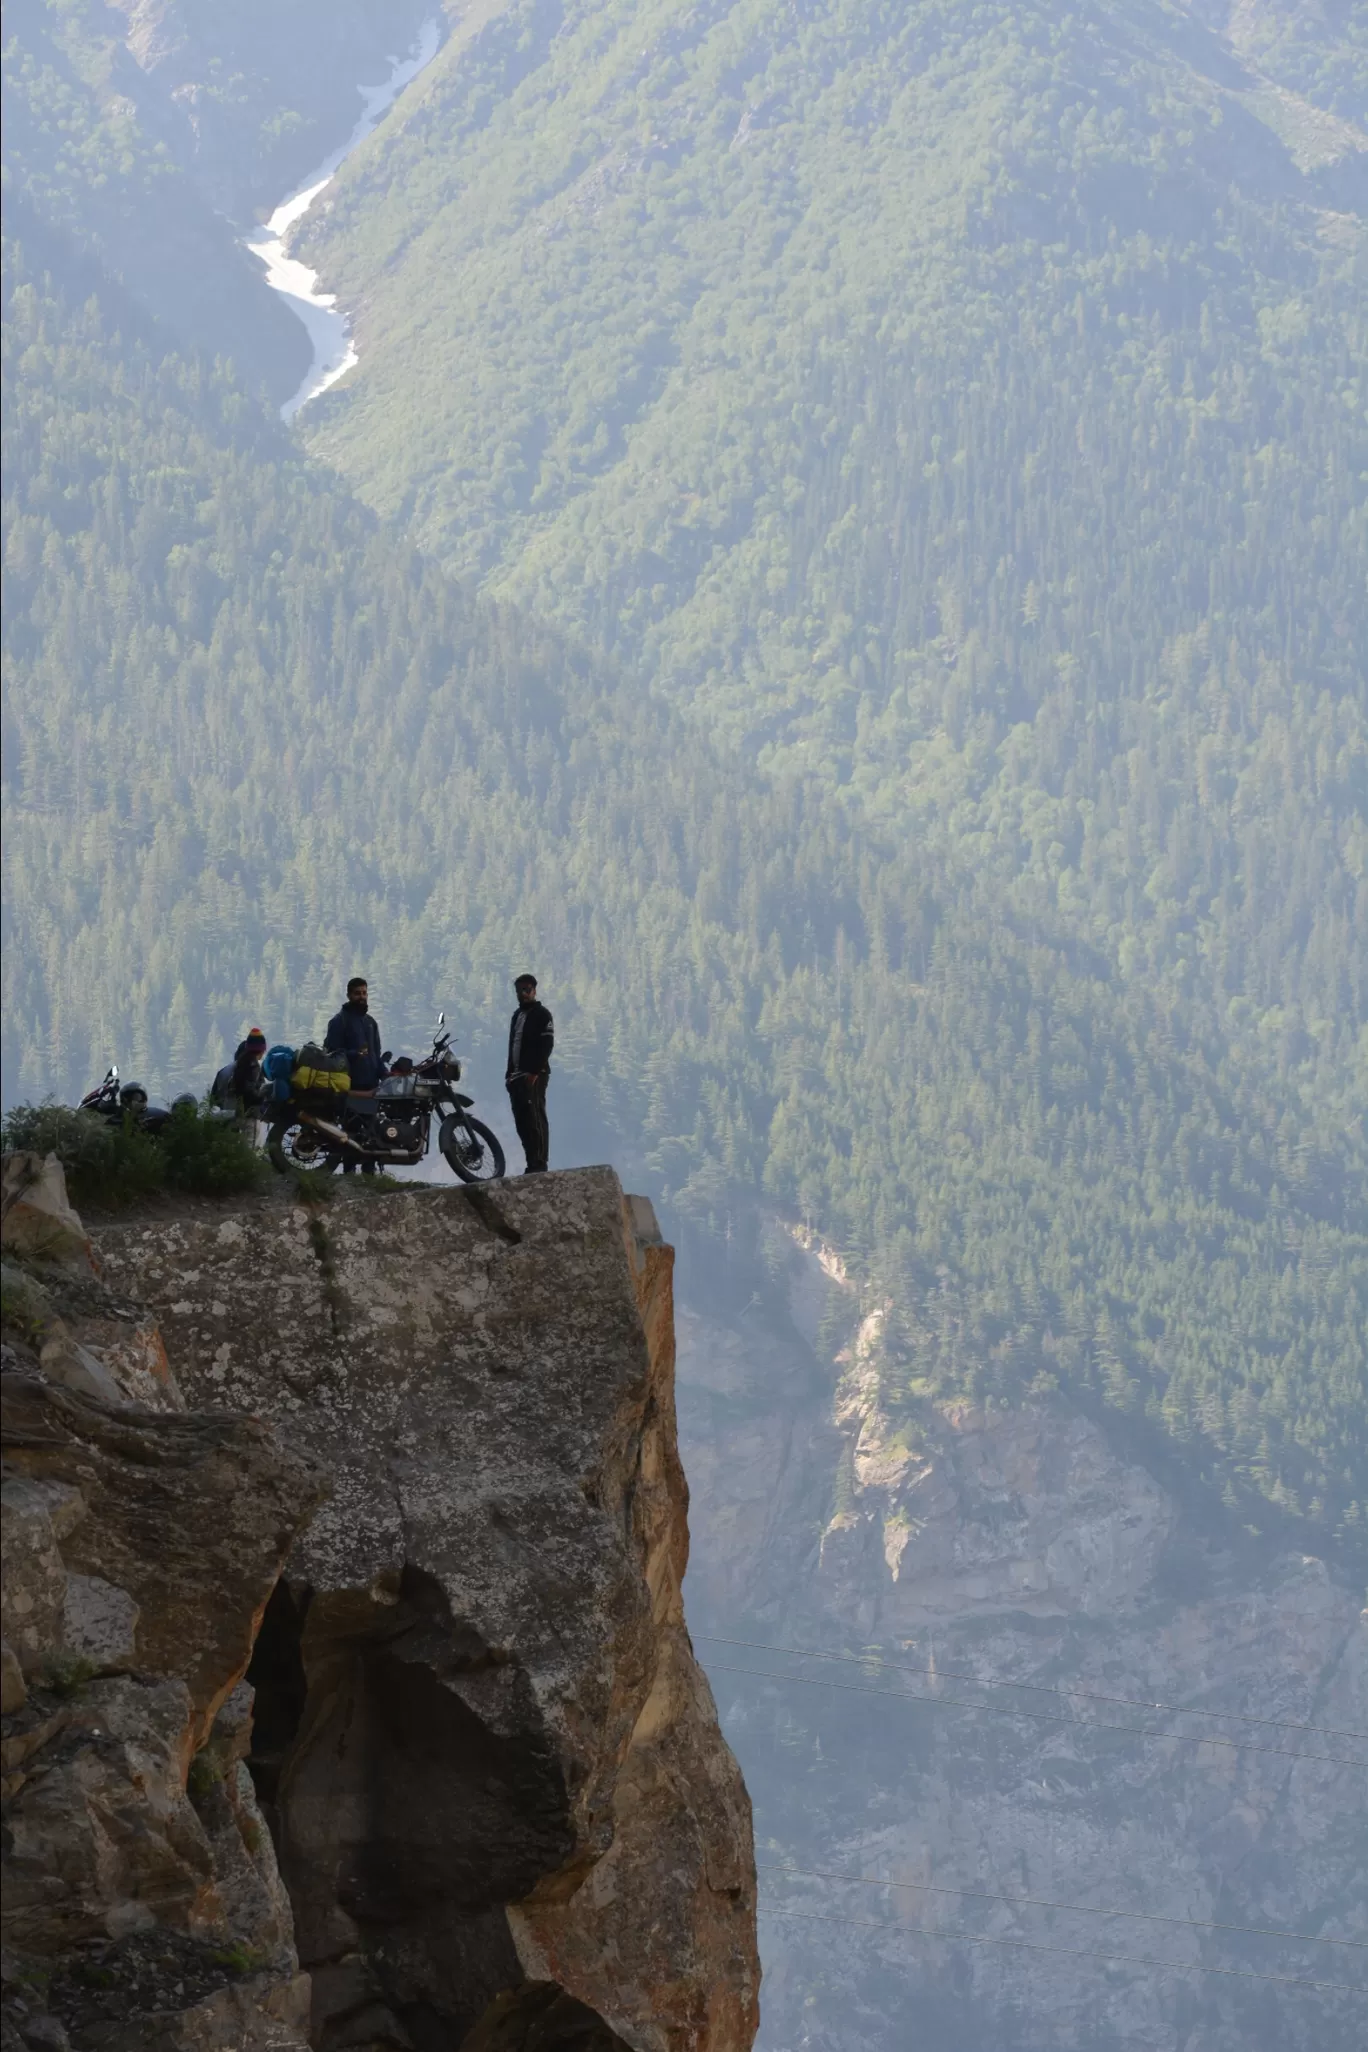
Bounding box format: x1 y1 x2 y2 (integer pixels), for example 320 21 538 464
506 974 553 1174
325 977 387 1174
325 977 387 1088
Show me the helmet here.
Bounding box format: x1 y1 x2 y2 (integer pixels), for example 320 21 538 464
172 1092 199 1113
119 1081 149 1110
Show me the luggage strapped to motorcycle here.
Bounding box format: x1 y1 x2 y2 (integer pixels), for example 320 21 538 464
262 1046 296 1102
291 1042 350 1096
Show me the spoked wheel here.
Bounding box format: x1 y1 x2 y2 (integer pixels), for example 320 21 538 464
439 1112 506 1183
267 1114 342 1176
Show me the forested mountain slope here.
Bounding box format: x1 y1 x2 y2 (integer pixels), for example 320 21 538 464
1182 0 1367 118
0 0 432 398
3 0 1366 1554
302 0 1365 735
301 0 1365 1072
290 0 1367 1532
1 0 304 394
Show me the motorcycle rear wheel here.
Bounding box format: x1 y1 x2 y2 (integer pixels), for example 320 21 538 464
267 1114 342 1176
439 1112 506 1183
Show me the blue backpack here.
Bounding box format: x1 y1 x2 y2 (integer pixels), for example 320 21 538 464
263 1045 296 1101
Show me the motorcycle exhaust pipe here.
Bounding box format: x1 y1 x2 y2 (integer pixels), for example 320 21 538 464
303 1117 352 1145
301 1116 425 1164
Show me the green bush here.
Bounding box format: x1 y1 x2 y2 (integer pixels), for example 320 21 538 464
1 1101 266 1208
2 1103 163 1209
157 1101 268 1197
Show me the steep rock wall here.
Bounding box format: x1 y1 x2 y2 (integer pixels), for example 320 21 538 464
92 1169 760 2052
1 1165 325 2052
674 1230 1366 2052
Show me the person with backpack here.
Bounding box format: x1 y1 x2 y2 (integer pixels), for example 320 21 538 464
325 977 388 1175
506 974 553 1174
211 1028 271 1114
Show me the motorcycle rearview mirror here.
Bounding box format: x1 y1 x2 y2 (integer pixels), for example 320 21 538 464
437 1011 445 1028
111 1065 119 1083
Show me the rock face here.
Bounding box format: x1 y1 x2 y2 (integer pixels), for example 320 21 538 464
91 1169 760 2052
1 1154 95 1274
674 1227 1367 2052
1 1230 324 2049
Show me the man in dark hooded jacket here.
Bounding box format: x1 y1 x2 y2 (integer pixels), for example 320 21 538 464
325 976 388 1177
325 977 387 1091
506 974 553 1173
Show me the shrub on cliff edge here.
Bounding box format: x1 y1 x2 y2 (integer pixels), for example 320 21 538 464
1 1102 267 1209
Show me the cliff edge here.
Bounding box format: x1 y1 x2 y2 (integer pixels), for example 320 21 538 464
2 1163 759 2052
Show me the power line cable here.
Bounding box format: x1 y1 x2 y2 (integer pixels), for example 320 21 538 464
756 1906 1368 1996
757 1861 1368 1950
706 1661 1362 1766
696 1632 1366 1744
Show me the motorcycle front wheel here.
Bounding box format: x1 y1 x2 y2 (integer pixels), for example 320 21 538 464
439 1112 506 1183
267 1114 342 1176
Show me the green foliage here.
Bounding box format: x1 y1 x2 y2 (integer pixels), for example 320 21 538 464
156 1102 270 1198
2 1105 166 1211
42 1652 98 1699
211 1941 269 1976
1 1100 266 1208
1225 0 1368 119
187 1750 224 1799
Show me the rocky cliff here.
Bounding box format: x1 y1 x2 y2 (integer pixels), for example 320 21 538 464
1 1161 759 2052
673 1223 1366 2052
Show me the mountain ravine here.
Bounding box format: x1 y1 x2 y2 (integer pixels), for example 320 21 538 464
1 1159 760 2052
671 1221 1367 2052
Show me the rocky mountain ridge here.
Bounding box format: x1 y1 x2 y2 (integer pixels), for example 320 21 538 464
1 1157 759 2052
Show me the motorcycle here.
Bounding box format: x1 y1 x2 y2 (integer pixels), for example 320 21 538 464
79 1065 181 1134
266 1013 506 1182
